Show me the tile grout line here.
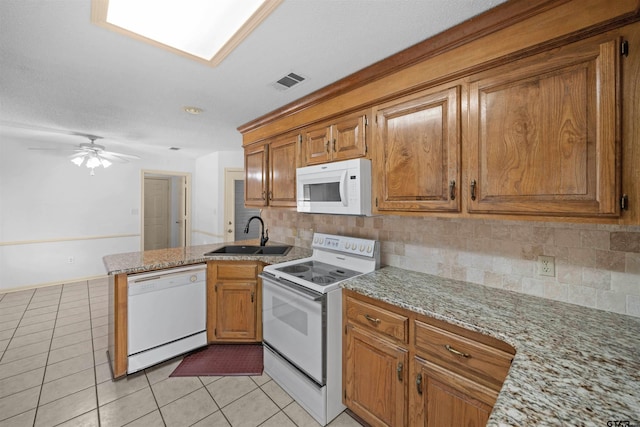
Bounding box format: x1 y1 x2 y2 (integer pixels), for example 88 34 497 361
32 284 64 427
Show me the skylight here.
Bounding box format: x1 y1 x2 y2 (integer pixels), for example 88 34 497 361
91 0 282 66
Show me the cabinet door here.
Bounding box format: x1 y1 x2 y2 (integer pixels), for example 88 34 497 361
244 144 268 207
268 134 298 207
303 123 331 165
214 282 257 341
373 86 461 213
468 38 619 217
345 325 408 427
332 112 368 161
411 357 496 427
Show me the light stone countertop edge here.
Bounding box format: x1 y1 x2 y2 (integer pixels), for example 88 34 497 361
341 266 640 427
102 241 312 275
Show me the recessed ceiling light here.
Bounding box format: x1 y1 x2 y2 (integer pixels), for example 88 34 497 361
183 106 203 115
169 147 181 151
91 0 283 67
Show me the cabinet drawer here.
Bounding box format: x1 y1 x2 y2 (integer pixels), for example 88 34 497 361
214 263 258 281
414 320 513 388
345 296 408 344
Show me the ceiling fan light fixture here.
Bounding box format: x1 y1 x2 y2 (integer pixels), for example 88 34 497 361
71 156 85 167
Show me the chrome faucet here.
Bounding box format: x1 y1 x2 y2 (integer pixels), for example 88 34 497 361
244 216 269 246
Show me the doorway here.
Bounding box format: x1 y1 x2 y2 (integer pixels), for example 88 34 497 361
224 169 260 242
142 170 191 251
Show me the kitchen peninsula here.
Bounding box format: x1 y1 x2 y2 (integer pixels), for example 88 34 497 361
103 242 312 378
343 267 640 426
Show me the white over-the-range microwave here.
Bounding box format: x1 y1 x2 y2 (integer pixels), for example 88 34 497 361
296 158 372 216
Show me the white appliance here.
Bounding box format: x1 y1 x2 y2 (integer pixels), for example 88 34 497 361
260 233 380 425
127 265 207 374
296 158 372 216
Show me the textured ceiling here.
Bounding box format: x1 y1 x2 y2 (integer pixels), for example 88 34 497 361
0 0 506 159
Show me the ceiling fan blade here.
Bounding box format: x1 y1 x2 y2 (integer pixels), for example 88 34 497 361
98 152 134 163
101 150 141 160
28 147 84 152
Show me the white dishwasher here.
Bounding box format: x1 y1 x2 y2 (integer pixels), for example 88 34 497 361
127 264 207 374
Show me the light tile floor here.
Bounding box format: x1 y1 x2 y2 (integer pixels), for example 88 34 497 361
0 279 362 427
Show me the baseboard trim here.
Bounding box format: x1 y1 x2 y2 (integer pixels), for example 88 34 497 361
1 274 109 294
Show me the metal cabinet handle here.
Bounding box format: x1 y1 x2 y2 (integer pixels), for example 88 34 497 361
449 180 456 200
251 291 254 303
261 190 266 200
445 344 470 358
332 139 336 152
397 362 403 381
416 373 423 395
268 190 273 200
325 140 330 154
470 179 477 201
364 314 381 324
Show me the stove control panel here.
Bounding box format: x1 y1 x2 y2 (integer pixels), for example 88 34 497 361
312 233 378 258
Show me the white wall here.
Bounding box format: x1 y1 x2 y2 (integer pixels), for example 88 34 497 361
191 150 244 245
0 137 196 291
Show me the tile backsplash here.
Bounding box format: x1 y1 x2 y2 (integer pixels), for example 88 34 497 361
262 210 640 318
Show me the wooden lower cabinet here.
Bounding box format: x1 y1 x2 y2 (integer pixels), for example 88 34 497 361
410 358 495 427
344 325 408 427
207 261 263 342
343 290 515 427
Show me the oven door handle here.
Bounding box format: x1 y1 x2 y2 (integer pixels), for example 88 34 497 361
260 274 324 301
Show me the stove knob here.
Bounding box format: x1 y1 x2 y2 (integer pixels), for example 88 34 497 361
345 242 350 249
367 245 372 253
314 237 318 244
359 244 365 252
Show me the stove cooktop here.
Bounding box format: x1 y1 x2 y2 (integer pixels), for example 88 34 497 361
274 260 361 287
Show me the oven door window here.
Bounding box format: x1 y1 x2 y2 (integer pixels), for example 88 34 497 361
262 279 325 385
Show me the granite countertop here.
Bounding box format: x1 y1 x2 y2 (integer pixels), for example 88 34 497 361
103 241 312 275
342 266 640 426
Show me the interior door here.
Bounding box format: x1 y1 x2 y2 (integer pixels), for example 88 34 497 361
144 177 170 250
224 169 259 242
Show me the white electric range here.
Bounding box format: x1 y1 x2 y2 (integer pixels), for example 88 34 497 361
260 233 380 426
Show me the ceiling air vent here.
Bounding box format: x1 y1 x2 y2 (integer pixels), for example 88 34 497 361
272 72 306 91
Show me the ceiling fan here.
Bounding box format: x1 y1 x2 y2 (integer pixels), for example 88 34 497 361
29 135 140 175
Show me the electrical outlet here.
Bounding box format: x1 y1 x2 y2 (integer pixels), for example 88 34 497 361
68 256 75 264
537 255 555 277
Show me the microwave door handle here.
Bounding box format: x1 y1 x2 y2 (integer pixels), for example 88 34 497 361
339 170 348 206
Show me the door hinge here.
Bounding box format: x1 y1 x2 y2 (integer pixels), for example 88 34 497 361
364 115 368 126
375 197 378 207
298 134 302 144
621 40 629 57
621 194 629 210
344 389 347 400
215 284 218 292
364 143 367 154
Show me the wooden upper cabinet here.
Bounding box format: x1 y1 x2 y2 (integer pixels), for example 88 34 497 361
467 37 620 217
245 132 299 208
268 133 298 207
303 111 369 166
373 86 461 213
303 124 331 165
244 143 268 207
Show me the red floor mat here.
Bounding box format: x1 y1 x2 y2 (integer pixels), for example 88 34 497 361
170 344 263 377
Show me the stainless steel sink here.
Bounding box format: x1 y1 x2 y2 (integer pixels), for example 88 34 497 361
204 245 291 256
